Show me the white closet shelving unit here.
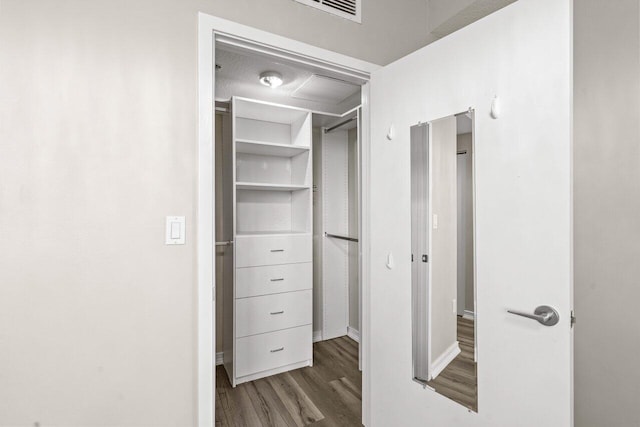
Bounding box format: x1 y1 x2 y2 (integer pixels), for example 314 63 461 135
224 97 313 386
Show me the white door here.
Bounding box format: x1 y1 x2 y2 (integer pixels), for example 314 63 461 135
366 0 572 425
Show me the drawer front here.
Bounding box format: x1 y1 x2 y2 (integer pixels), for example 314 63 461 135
235 235 312 267
236 290 311 338
236 263 312 298
236 325 312 378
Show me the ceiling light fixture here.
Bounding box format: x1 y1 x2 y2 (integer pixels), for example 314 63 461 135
259 71 283 88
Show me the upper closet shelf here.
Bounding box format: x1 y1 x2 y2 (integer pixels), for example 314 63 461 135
236 139 310 157
236 182 310 191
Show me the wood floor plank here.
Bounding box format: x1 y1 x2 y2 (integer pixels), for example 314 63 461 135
245 380 294 427
331 337 359 362
220 385 264 426
216 366 264 427
215 388 231 427
314 340 359 384
309 344 347 383
427 316 478 412
216 337 362 427
267 372 325 426
289 368 362 427
328 377 361 418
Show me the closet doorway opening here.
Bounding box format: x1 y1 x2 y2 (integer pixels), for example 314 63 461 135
213 38 367 426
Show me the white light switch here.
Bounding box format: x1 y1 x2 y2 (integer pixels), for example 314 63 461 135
166 216 185 245
433 214 439 229
170 222 181 239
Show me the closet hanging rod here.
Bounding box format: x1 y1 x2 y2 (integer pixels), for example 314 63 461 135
324 117 357 134
325 232 359 243
215 240 233 246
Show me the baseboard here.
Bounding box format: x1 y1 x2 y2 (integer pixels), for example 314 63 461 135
216 352 224 366
463 310 475 320
313 330 323 343
235 359 312 385
347 326 360 343
430 341 461 380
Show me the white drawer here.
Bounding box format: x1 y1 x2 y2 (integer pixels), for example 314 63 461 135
235 235 312 267
236 263 312 298
236 290 311 338
235 325 312 378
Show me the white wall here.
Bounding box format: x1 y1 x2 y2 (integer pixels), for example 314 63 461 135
0 2 197 425
368 0 571 424
574 1 640 426
0 1 433 425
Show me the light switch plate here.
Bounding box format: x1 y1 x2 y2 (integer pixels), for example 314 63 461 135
166 216 185 245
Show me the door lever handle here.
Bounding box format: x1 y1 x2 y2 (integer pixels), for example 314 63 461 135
507 305 560 326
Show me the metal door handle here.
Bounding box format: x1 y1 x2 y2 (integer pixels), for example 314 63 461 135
270 278 284 282
270 310 284 315
270 249 285 252
508 305 560 326
270 347 284 353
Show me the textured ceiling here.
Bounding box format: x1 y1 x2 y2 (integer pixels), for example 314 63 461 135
215 45 361 116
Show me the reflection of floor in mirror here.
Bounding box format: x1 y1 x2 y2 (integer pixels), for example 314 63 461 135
215 336 362 427
427 316 478 412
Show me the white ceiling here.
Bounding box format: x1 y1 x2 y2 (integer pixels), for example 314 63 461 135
215 45 361 116
429 0 518 41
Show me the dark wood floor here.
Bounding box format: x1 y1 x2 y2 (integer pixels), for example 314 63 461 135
427 316 478 412
216 336 362 427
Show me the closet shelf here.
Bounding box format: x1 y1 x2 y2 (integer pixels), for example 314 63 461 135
236 139 310 157
236 182 310 191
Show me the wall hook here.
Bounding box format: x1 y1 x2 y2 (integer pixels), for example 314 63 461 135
490 96 500 119
386 252 395 270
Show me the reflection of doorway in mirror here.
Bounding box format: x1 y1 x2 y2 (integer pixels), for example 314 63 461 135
425 111 477 413
456 128 474 323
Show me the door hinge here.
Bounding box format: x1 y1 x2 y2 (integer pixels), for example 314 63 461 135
570 310 576 328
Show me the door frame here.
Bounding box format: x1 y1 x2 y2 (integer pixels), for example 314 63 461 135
197 13 380 427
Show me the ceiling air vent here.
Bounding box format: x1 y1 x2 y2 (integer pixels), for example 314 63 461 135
294 0 361 23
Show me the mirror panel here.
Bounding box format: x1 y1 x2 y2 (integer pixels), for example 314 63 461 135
411 111 477 412
411 123 429 383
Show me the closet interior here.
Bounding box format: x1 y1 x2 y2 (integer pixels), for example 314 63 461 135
214 43 363 388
